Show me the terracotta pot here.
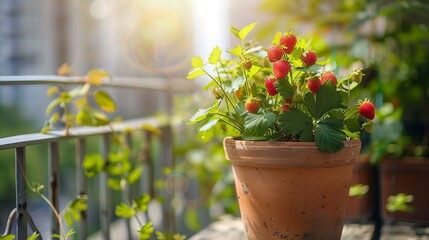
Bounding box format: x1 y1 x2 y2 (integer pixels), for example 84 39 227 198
380 157 429 224
224 137 361 240
345 154 375 222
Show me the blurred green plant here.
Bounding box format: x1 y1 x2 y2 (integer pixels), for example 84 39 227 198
349 184 369 197
386 193 414 213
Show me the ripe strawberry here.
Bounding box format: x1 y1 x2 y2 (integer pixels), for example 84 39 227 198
245 99 260 113
280 33 297 54
234 89 243 100
265 77 278 96
285 98 293 104
321 71 338 86
307 78 321 94
267 45 284 62
358 101 375 120
281 104 291 112
273 60 291 79
301 50 317 67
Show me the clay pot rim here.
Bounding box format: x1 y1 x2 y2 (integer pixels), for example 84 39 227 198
224 137 361 168
224 137 361 151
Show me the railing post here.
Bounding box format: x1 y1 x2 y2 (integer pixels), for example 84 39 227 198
100 134 111 240
48 141 60 236
15 147 27 240
124 132 133 240
75 138 88 239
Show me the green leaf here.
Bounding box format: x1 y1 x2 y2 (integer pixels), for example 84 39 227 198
134 194 151 211
107 178 122 190
272 31 282 45
279 109 313 142
30 182 44 194
76 107 110 126
188 104 217 124
65 229 76 240
238 22 257 42
64 212 73 227
27 233 40 240
243 111 277 140
51 234 63 239
231 77 245 92
83 154 104 177
115 203 136 218
209 46 222 64
229 45 243 57
349 184 369 197
186 69 206 80
46 98 60 115
70 197 88 211
86 69 111 86
247 65 261 80
315 118 346 152
199 118 219 132
93 90 116 112
0 234 15 240
275 77 294 99
230 26 240 39
191 57 204 68
138 222 154 240
308 84 343 119
47 86 59 97
126 166 143 184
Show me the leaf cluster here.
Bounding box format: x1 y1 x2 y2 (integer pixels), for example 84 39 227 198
187 23 372 152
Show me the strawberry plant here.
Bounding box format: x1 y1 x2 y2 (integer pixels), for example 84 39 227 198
187 23 374 153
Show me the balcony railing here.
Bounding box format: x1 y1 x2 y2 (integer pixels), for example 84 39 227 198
0 75 194 240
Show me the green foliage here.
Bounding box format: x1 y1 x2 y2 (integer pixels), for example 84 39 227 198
42 67 115 134
349 184 369 197
386 193 414 213
138 222 155 240
0 235 15 240
83 154 104 177
188 23 372 152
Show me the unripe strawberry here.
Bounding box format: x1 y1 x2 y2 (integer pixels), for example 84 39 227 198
267 45 284 62
321 71 338 86
265 77 278 96
245 99 260 113
358 101 375 120
212 87 223 99
301 50 317 67
234 89 243 100
280 33 297 54
281 104 291 112
273 60 291 79
362 121 374 132
242 59 252 69
307 78 321 94
349 68 365 84
285 98 293 104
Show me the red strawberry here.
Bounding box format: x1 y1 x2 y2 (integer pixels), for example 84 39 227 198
273 60 291 79
280 33 297 54
245 99 260 113
285 98 293 104
267 45 284 62
307 78 321 94
281 104 291 112
301 50 317 67
265 77 278 96
321 71 337 86
358 101 375 120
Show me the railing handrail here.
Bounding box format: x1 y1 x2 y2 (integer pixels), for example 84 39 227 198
0 75 195 92
0 116 167 150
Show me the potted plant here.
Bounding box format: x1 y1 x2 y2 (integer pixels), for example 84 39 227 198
187 23 374 240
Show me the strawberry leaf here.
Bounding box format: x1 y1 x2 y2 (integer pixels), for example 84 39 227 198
209 46 222 64
315 117 346 152
274 77 294 99
186 69 206 80
238 22 257 42
279 109 313 142
115 203 135 218
191 57 204 69
305 84 343 120
272 31 282 45
229 45 243 57
188 104 217 124
243 110 277 140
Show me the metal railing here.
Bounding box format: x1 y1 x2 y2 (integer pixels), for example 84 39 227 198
0 75 194 240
